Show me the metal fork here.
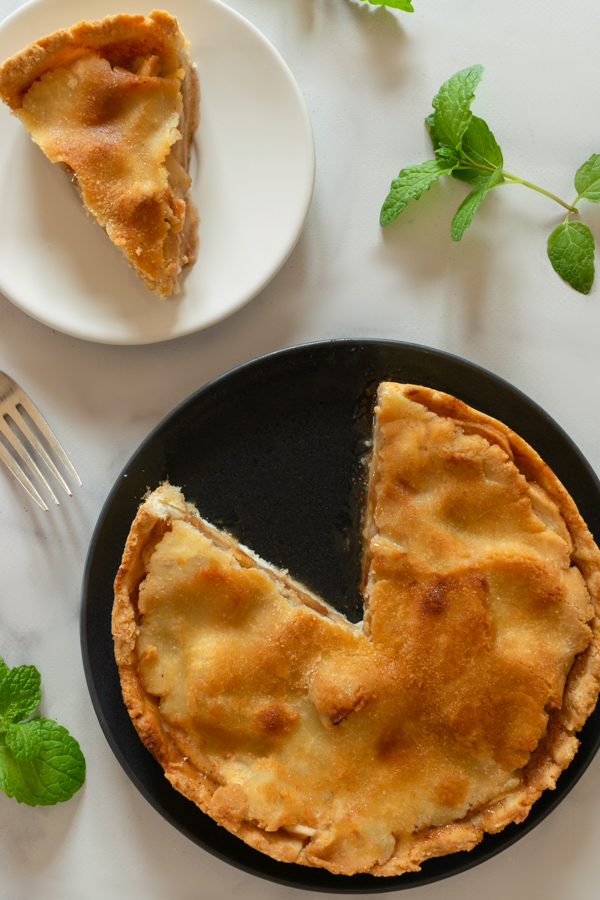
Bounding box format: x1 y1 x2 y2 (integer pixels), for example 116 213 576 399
0 371 82 511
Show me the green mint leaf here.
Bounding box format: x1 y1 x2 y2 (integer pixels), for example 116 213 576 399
453 115 503 185
428 110 501 186
461 116 503 169
452 167 489 187
574 154 600 203
0 664 41 724
0 717 85 805
547 222 595 294
366 0 414 9
451 185 488 241
435 146 462 167
380 158 456 226
451 166 503 241
6 718 43 763
425 113 442 152
0 657 9 686
431 65 484 151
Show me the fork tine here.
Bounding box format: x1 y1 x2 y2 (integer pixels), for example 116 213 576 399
0 417 59 505
8 406 72 496
10 383 82 487
0 440 49 511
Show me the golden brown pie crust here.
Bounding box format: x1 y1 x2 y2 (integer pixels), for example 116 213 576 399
112 383 600 876
0 10 199 298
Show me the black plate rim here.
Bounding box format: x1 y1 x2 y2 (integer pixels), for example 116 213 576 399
81 337 600 892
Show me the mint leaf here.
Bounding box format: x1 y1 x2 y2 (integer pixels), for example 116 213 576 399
451 184 489 240
380 158 456 226
0 717 85 805
460 116 503 169
0 664 41 724
366 0 414 8
451 166 503 241
435 145 463 167
425 112 442 151
6 718 43 763
428 109 501 185
431 65 484 151
453 116 503 185
0 658 9 685
547 221 595 294
574 154 600 203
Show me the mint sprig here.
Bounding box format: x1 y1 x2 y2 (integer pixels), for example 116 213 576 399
381 66 600 294
0 656 85 805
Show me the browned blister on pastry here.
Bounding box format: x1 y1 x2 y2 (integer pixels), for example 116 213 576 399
112 383 600 876
0 10 199 297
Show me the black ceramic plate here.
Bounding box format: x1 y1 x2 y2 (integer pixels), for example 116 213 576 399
81 339 600 892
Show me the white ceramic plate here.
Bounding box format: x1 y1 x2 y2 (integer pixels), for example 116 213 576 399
0 0 315 344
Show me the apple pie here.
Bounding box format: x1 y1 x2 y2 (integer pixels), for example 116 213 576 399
0 10 199 298
112 383 600 876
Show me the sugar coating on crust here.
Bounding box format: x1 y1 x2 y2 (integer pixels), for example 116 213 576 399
112 384 600 876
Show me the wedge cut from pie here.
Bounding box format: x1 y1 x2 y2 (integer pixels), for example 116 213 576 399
0 10 199 298
112 383 600 876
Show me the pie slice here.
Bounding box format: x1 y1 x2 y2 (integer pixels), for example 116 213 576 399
112 383 600 876
0 10 199 298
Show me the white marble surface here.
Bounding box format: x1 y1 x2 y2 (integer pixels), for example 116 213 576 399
1 0 600 897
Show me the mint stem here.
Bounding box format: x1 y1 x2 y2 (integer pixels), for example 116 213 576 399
502 171 578 214
457 159 578 213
